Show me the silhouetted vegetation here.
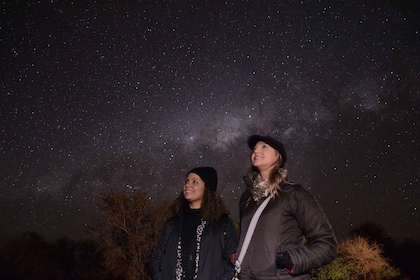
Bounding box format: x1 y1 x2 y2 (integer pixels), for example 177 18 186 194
0 232 104 280
87 190 169 280
0 193 418 279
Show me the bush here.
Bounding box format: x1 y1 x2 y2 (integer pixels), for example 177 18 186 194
88 190 170 280
311 236 400 280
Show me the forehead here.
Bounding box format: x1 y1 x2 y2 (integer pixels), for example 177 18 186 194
254 141 273 148
186 173 202 180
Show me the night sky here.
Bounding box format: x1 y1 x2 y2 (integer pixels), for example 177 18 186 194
1 1 419 245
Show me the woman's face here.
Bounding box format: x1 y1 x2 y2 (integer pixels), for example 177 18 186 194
251 141 280 172
183 173 206 209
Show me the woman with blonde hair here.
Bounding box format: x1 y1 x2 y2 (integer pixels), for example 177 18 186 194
235 135 337 280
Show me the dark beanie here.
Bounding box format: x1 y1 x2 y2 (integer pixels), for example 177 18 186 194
187 167 218 192
247 134 287 168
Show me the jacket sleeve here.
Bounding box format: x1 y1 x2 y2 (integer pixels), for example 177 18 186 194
286 185 338 275
149 221 172 280
221 217 239 280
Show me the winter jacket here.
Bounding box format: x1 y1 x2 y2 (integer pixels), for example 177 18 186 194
237 181 338 280
150 211 239 280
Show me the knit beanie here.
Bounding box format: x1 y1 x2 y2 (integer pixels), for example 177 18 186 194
187 167 218 192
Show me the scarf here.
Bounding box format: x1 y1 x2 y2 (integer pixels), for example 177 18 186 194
252 174 270 202
252 168 288 202
175 219 206 280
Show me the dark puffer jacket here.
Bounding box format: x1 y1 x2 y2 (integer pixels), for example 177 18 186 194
150 211 239 280
237 181 338 280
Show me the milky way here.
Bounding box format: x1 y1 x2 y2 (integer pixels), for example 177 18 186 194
1 1 419 244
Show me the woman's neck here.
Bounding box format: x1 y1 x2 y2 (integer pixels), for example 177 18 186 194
258 164 276 180
189 202 201 209
259 170 270 180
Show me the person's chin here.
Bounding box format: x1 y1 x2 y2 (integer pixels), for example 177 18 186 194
184 195 193 201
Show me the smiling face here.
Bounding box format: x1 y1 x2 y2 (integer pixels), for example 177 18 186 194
183 172 206 209
251 141 280 179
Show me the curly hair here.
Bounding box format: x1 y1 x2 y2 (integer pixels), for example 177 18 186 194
169 188 229 223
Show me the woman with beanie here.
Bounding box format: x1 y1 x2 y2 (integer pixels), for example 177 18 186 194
234 135 338 280
150 167 239 280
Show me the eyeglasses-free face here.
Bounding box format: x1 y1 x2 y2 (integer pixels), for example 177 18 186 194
251 141 280 178
183 173 206 209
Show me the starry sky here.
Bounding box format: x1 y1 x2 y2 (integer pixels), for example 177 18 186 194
1 1 419 244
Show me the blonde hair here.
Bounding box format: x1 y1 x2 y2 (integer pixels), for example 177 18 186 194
246 151 289 197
